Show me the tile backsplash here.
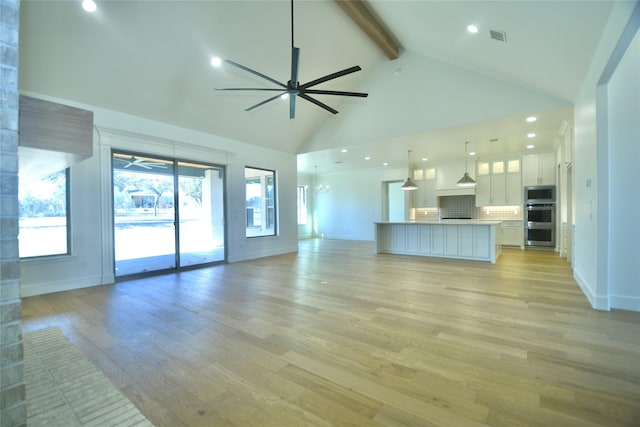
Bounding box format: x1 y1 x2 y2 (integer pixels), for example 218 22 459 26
439 195 476 218
414 195 523 221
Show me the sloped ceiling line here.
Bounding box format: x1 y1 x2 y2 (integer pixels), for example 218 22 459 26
335 0 402 60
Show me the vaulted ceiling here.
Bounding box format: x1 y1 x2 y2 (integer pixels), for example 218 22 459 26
19 1 618 174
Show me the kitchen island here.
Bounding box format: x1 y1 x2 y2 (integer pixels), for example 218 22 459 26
374 220 502 263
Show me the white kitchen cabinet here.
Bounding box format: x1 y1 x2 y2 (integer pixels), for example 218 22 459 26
506 170 523 204
475 159 521 206
523 153 556 186
475 161 491 206
412 168 437 207
500 221 524 247
374 221 501 263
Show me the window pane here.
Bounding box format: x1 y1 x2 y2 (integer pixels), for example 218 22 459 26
178 162 225 267
245 167 276 237
19 169 69 258
113 153 176 276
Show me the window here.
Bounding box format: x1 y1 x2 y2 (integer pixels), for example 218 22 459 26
19 169 70 258
245 167 276 237
297 185 307 225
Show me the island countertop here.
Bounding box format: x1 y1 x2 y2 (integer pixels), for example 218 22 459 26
374 220 503 225
374 220 502 263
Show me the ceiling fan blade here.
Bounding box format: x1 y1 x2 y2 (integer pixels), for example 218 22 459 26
298 93 338 115
303 89 368 97
245 92 287 112
290 47 300 87
215 88 287 92
299 66 362 89
290 93 296 119
224 59 287 89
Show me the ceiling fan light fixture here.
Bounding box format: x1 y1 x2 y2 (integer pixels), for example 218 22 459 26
214 0 368 119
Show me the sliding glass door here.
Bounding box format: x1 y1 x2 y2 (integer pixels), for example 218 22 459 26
177 161 225 267
112 152 225 278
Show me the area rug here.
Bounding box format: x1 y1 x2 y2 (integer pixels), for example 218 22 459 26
24 327 154 427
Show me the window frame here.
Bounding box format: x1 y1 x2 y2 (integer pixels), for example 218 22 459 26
244 166 277 238
18 168 71 259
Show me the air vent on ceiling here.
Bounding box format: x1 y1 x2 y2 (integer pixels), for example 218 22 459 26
490 29 507 42
489 138 499 142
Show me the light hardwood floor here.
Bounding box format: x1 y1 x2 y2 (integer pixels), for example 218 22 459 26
22 239 640 426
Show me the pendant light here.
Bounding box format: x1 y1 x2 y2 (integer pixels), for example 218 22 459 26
401 150 418 191
456 141 476 187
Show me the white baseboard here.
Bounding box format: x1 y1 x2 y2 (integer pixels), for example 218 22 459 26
610 294 640 312
573 269 610 311
21 274 105 297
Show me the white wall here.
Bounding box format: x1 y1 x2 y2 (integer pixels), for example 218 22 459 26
607 28 640 311
297 172 313 239
572 1 639 310
20 93 298 296
313 166 406 241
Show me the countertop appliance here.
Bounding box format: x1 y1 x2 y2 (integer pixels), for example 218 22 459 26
524 186 556 248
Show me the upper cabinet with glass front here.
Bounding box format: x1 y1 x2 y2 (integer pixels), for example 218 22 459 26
412 167 437 208
475 158 522 206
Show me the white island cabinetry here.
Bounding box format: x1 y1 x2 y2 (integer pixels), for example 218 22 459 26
374 221 502 263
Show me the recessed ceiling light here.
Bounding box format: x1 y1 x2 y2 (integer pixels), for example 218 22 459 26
467 25 479 33
341 149 348 153
469 151 476 156
383 162 389 166
210 56 222 68
364 156 371 160
527 144 535 149
526 116 537 122
527 133 536 138
82 0 97 12
421 157 428 161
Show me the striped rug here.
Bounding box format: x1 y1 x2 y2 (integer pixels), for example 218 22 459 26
24 327 154 427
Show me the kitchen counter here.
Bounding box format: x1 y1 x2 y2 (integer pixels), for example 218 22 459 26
374 220 502 263
376 220 503 225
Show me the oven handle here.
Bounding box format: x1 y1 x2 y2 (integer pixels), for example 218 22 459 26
526 205 554 211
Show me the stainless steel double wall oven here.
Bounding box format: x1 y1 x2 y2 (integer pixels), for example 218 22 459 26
524 185 556 247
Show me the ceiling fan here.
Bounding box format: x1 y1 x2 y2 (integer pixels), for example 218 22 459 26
215 0 368 119
115 156 168 170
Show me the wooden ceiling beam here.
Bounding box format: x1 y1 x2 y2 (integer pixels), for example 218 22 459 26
335 0 402 60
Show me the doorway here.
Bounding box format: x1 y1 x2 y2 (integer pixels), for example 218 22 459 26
383 180 406 221
112 151 226 278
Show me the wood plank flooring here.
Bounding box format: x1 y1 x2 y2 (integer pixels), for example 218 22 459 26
21 239 640 426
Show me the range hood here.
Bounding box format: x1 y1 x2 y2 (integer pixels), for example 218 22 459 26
436 187 475 197
19 96 94 185
435 160 476 196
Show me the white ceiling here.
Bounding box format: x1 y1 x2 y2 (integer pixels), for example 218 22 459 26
19 1 616 174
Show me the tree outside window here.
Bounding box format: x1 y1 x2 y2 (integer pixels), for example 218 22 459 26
19 169 69 258
245 167 276 237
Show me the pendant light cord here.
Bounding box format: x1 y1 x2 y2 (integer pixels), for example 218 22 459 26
291 0 294 48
